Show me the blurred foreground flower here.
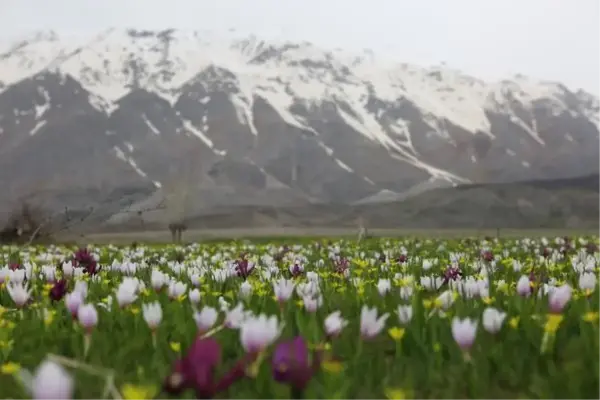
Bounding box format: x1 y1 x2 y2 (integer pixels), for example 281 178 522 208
32 360 74 399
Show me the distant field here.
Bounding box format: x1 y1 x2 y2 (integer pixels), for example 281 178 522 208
67 226 600 244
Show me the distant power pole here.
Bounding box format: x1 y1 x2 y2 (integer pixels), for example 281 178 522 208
291 144 298 183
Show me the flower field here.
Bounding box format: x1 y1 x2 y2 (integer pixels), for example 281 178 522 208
0 236 598 399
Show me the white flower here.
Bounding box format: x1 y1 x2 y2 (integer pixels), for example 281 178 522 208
65 291 84 316
376 279 391 296
399 286 413 300
188 288 201 304
303 295 323 313
225 303 247 329
579 272 597 291
194 306 219 333
273 278 295 303
168 281 187 299
32 360 74 399
142 301 163 331
73 281 88 299
481 307 507 334
240 314 281 353
451 317 478 350
7 282 31 307
151 269 167 291
548 284 572 313
360 305 389 339
239 281 253 299
436 290 455 310
62 262 75 278
516 275 531 297
115 279 138 307
324 310 348 337
397 305 413 325
77 304 98 331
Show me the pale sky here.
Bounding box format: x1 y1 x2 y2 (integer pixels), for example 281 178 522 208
1 0 599 95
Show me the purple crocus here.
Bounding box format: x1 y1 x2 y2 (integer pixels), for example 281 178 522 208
49 279 68 302
271 336 320 392
164 337 254 399
442 265 462 285
234 257 255 280
73 248 99 275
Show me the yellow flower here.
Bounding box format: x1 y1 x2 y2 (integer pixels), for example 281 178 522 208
321 360 344 374
140 289 151 297
1 362 20 375
583 311 599 323
44 310 56 327
129 306 140 315
432 342 441 352
422 299 434 309
509 316 520 329
169 342 181 353
482 296 495 305
388 327 406 341
544 314 564 334
295 300 304 308
121 383 157 400
385 387 412 400
176 294 187 303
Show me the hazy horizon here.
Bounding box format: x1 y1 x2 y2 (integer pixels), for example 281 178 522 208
1 0 598 95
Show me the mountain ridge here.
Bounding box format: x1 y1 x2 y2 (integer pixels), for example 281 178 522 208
0 28 598 226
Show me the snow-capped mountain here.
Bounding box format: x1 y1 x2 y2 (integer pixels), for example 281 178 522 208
0 29 598 221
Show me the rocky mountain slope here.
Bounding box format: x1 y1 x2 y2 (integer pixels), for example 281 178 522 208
0 29 598 224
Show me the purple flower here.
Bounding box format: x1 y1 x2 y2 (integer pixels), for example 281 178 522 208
442 266 462 285
234 257 255 280
271 336 319 391
73 248 99 275
164 337 253 399
49 279 68 302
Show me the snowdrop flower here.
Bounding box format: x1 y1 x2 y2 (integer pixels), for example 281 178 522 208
481 307 507 334
77 304 98 332
548 284 572 314
7 282 31 308
188 288 201 305
324 311 348 337
142 301 163 331
194 306 219 333
376 279 391 296
32 360 74 399
240 314 281 353
360 305 389 339
516 275 531 297
451 317 478 351
273 278 295 303
397 305 413 325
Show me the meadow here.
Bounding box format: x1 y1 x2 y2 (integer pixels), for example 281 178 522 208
0 235 598 399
